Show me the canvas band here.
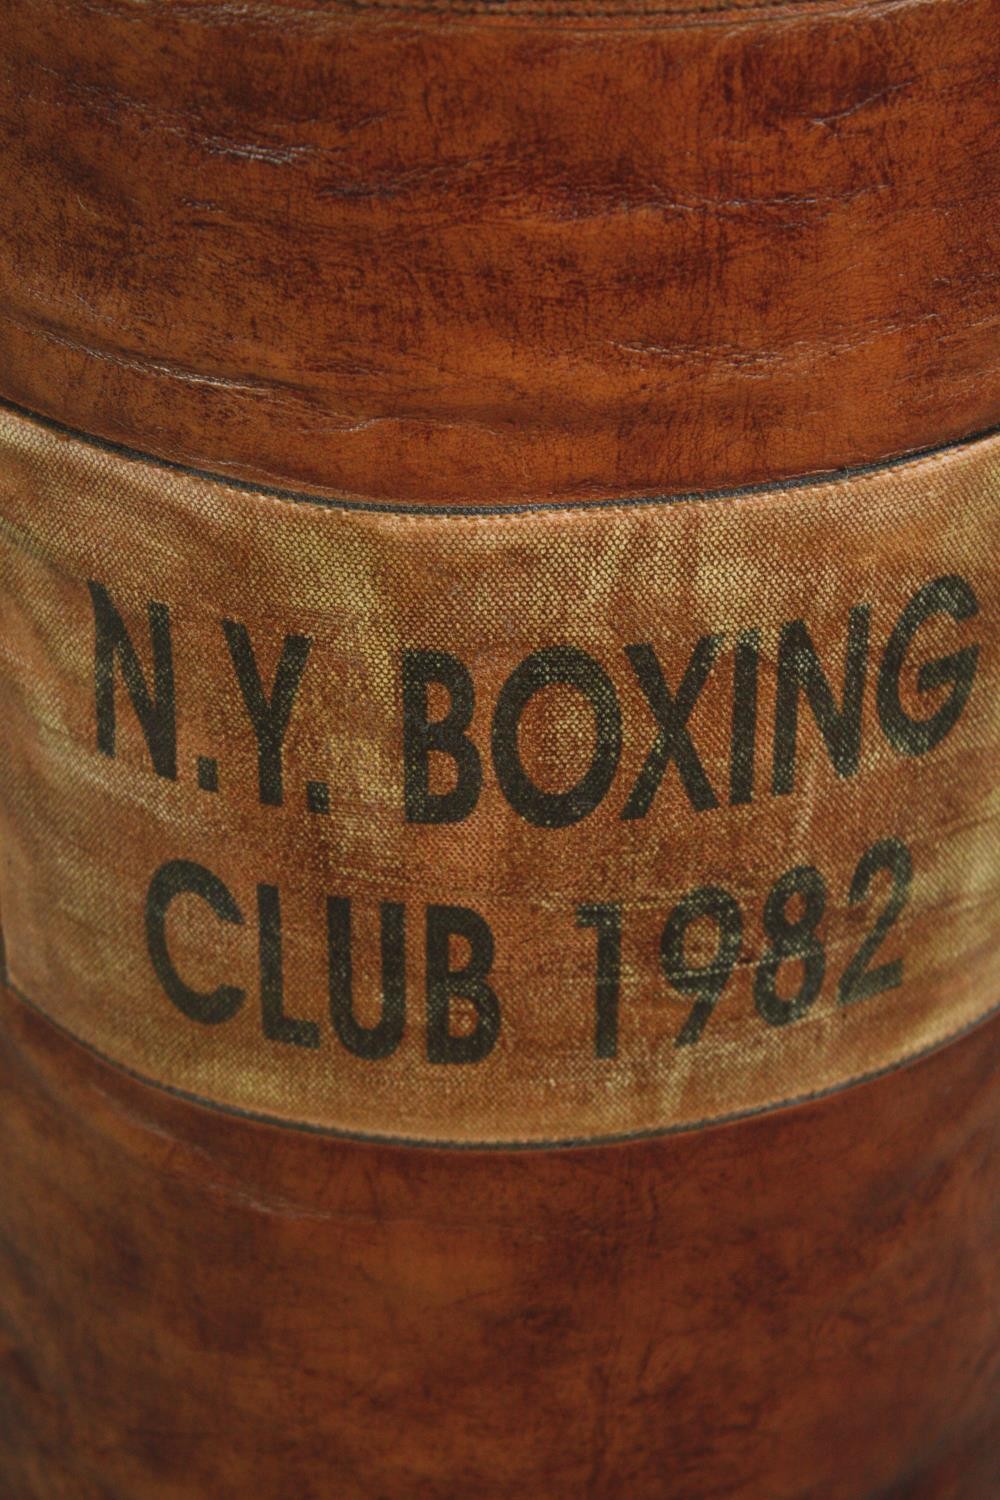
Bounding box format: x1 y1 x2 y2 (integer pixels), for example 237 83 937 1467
0 402 996 1145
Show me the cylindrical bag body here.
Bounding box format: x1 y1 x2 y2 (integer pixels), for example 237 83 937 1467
0 1 998 1496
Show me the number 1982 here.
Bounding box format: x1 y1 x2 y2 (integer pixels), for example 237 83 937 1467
577 837 913 1057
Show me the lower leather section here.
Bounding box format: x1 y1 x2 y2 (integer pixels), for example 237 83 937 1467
1 981 998 1499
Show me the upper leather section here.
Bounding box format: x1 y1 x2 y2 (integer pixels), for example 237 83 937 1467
0 0 996 505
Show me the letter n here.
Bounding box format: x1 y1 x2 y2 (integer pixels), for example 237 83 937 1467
88 581 177 779
772 606 870 796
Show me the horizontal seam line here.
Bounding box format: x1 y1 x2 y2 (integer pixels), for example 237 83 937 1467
3 977 998 1153
288 0 841 16
1 396 998 520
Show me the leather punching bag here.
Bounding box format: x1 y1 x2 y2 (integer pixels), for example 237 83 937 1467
0 1 998 1495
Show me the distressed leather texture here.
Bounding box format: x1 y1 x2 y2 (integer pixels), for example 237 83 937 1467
0 0 997 504
0 0 997 1495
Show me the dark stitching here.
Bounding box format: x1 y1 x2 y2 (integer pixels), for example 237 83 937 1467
1 396 997 522
304 0 828 17
5 977 999 1154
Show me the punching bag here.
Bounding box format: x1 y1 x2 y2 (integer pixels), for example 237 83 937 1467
0 0 998 1495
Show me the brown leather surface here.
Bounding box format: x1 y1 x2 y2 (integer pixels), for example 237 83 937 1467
0 0 996 504
1 982 999 1499
1 1 998 1496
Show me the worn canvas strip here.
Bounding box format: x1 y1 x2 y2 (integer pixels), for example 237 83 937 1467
0 402 997 1145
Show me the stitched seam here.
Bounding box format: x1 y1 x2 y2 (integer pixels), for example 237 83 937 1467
1 396 997 523
4 977 999 1151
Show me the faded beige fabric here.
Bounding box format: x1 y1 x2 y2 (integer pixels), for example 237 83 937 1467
0 402 996 1144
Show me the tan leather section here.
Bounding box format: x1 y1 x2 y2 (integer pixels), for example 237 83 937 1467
0 0 997 504
0 402 997 1143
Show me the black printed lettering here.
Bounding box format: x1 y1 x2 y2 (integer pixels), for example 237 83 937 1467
492 648 622 828
425 905 501 1063
257 883 320 1048
89 582 177 779
145 859 244 1023
772 606 870 796
327 897 407 1060
621 636 723 819
402 649 482 824
223 620 311 807
877 576 979 756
